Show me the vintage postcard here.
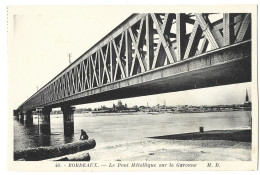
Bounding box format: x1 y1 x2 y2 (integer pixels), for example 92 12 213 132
7 5 258 171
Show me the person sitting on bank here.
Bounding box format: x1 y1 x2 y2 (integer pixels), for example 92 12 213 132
80 129 89 140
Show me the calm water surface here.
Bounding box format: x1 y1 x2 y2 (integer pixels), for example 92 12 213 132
14 111 251 151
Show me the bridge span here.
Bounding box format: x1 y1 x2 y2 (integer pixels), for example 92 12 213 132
14 13 251 135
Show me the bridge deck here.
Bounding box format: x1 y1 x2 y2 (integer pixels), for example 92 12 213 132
45 40 251 108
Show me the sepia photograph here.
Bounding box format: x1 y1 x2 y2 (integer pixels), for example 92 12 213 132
7 5 257 171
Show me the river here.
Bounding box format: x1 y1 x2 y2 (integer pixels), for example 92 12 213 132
13 111 251 151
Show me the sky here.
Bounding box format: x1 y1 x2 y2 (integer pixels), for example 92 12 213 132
8 6 252 110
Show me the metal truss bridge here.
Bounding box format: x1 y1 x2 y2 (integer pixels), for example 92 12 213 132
14 13 251 134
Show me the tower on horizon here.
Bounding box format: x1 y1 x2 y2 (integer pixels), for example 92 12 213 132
245 89 249 102
244 89 251 109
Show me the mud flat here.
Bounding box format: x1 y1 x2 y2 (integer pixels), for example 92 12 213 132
149 129 251 142
88 129 251 161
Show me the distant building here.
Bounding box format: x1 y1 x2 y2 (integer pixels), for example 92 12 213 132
112 100 139 112
115 100 127 110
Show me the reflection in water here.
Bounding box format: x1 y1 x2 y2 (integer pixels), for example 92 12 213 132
39 124 51 135
64 134 75 144
14 111 251 151
14 123 38 150
38 133 51 146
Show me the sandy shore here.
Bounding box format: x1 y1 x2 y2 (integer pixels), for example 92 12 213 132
88 129 251 161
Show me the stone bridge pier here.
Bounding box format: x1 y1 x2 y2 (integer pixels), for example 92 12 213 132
13 110 19 121
61 106 75 136
23 110 33 125
18 112 24 124
37 107 52 135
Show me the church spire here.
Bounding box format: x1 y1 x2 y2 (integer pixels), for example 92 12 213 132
245 89 249 102
244 89 251 110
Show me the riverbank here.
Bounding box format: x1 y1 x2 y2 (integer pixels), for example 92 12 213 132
88 129 251 161
149 129 251 142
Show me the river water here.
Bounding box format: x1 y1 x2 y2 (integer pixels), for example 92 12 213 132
13 111 251 151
